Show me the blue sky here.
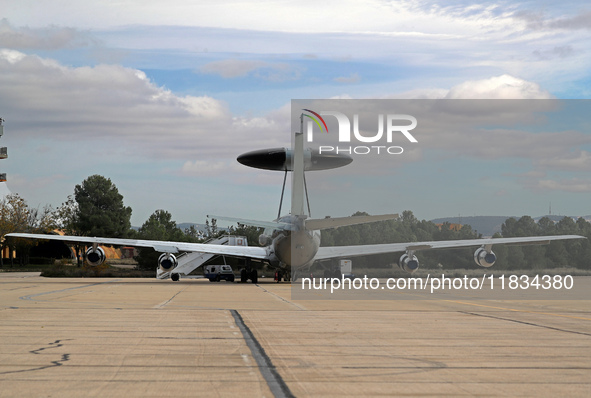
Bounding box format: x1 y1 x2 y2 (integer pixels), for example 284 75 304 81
1 1 590 226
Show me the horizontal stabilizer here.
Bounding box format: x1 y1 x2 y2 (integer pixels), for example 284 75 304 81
208 215 291 230
305 214 399 231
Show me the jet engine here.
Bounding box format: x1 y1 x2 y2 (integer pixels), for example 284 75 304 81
398 253 419 273
474 247 496 268
258 234 272 246
158 253 178 272
85 246 106 266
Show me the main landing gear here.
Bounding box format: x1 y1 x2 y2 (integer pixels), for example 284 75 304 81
240 258 258 283
323 260 342 279
274 270 292 283
240 268 258 284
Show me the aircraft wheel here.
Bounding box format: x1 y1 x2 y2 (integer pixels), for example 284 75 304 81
171 273 180 282
250 269 258 284
240 269 248 283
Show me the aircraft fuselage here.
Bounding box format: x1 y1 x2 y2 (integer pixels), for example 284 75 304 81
270 215 320 269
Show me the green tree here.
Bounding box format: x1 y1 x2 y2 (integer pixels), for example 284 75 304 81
74 175 132 238
575 218 591 269
537 217 555 235
134 210 188 270
205 218 222 238
184 224 203 241
227 223 263 247
1 194 57 266
55 195 84 266
1 194 30 266
138 210 186 241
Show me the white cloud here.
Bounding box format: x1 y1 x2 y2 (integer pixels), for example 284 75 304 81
199 59 268 78
537 150 591 172
0 48 26 63
181 160 229 176
0 50 289 159
535 178 591 193
7 1 532 37
532 45 574 60
334 73 360 84
0 18 96 49
0 50 294 223
445 75 552 99
199 59 303 81
516 9 591 31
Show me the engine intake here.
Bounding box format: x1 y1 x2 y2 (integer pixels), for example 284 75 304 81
398 253 419 273
85 247 106 266
258 234 272 246
474 247 496 268
158 253 178 272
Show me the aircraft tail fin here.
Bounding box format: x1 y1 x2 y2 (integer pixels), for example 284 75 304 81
305 213 399 231
291 126 306 217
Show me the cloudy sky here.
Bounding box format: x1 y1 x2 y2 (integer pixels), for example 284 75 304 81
1 0 590 227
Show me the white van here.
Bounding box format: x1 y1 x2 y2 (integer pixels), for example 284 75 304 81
204 265 235 282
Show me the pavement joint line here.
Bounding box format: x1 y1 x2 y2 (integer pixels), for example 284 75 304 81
230 309 295 398
255 283 306 310
461 311 591 337
443 299 591 321
153 287 187 308
19 279 121 301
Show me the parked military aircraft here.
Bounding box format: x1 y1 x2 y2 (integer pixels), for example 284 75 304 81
7 114 585 282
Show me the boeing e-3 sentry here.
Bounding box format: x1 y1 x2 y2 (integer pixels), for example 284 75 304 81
7 115 585 282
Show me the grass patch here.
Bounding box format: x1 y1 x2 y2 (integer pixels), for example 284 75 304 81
0 263 57 273
37 262 153 278
40 266 154 278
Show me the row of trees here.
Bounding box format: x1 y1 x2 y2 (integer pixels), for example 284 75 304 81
0 174 249 268
321 210 483 269
2 174 590 270
321 210 591 270
0 175 133 266
0 194 55 266
495 215 591 269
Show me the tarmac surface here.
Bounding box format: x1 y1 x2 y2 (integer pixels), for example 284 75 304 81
1 272 590 397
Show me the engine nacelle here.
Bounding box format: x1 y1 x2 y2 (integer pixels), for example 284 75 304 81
474 247 496 268
158 253 178 272
85 246 106 267
398 253 419 273
258 234 272 246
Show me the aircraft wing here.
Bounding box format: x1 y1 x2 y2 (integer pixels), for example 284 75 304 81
6 233 270 260
314 235 586 260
